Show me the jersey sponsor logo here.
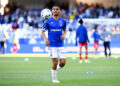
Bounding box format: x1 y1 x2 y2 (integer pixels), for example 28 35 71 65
51 29 62 31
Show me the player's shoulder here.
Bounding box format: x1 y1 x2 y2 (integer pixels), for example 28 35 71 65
82 25 86 28
94 30 97 33
59 17 66 22
79 25 85 28
93 31 95 33
45 17 53 23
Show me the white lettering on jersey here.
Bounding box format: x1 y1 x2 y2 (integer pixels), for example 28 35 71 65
51 29 62 31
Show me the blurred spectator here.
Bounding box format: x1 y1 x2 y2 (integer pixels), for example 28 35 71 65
12 19 19 30
27 13 33 26
0 28 7 54
107 7 114 18
0 0 119 30
0 14 4 24
69 10 76 19
60 9 68 19
33 15 39 29
17 15 24 28
85 7 91 18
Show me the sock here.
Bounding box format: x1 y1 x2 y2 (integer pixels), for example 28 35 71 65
56 65 62 71
80 55 82 60
51 69 57 80
85 55 88 60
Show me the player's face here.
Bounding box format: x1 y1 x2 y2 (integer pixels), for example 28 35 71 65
52 6 60 16
103 26 106 31
96 28 98 31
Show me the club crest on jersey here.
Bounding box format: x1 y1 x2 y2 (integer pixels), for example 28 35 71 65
59 21 62 26
51 22 53 24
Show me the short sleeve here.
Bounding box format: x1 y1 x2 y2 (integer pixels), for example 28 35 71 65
42 21 49 30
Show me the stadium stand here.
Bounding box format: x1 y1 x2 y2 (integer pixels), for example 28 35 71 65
0 0 120 54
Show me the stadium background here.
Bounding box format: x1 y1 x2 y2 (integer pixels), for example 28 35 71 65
0 0 120 54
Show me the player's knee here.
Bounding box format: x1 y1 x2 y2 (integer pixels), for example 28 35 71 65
53 60 58 65
60 62 65 67
60 60 66 67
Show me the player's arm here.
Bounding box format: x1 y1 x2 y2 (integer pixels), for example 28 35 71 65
61 20 67 40
109 31 113 37
100 32 105 41
75 29 78 46
61 30 67 40
99 34 103 41
92 32 95 38
41 30 49 46
41 21 49 46
84 28 90 42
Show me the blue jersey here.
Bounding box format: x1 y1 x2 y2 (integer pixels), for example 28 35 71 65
76 25 89 43
92 30 102 42
42 17 66 47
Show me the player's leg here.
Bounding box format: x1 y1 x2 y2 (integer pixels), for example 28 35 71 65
85 42 88 60
79 46 83 63
94 42 99 59
0 42 1 54
53 47 66 83
3 41 5 54
51 58 60 83
1 41 4 54
49 47 59 83
94 42 97 58
104 42 107 58
94 47 98 58
57 47 66 70
78 43 83 61
52 58 58 70
13 43 18 54
85 46 88 59
80 46 82 60
13 43 16 54
95 47 98 55
108 42 111 59
57 58 66 71
60 58 66 67
84 42 90 63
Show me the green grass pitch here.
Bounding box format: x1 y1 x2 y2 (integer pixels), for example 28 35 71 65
0 54 120 86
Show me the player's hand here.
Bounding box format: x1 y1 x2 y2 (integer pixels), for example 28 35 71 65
45 39 49 46
60 35 65 40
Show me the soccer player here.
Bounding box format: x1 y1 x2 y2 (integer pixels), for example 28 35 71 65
75 19 90 63
101 26 112 59
0 28 6 54
12 29 20 54
41 5 67 83
92 25 102 59
11 20 20 54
